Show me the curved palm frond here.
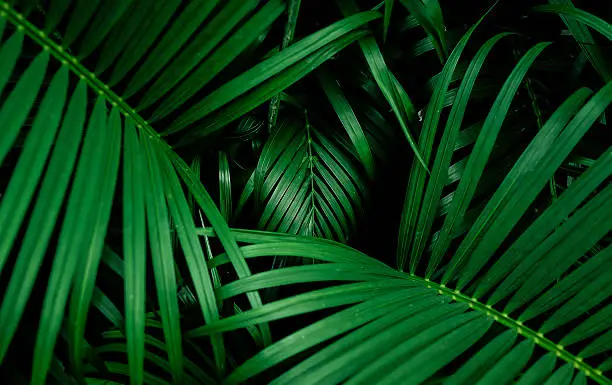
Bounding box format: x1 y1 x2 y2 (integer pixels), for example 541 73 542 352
2 0 612 384
0 0 386 383
190 140 611 383
397 4 499 272
190 4 612 384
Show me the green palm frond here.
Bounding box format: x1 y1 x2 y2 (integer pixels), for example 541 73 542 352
383 0 394 41
2 0 612 384
338 0 439 170
397 6 498 272
0 0 386 383
254 119 366 241
187 3 612 384
192 154 611 382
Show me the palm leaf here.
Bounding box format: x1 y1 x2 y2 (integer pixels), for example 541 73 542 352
147 0 286 121
0 0 277 380
268 0 302 131
67 107 121 379
407 33 512 275
451 86 594 290
397 4 495 272
2 1 612 384
338 0 427 169
30 97 112 385
430 42 552 277
319 68 376 179
218 151 233 223
173 29 370 146
192 18 612 384
166 9 381 137
254 119 366 241
0 0 387 380
535 4 612 42
383 0 394 41
141 136 185 383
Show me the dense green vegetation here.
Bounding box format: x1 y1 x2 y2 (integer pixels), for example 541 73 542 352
0 0 611 383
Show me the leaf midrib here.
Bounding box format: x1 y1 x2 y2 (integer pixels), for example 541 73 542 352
0 1 208 225
408 273 610 384
0 2 167 154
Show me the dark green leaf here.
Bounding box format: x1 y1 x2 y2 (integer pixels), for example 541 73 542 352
545 0 612 81
383 0 394 41
219 151 232 222
159 143 225 373
515 354 557 385
562 304 612 346
475 340 534 385
432 42 551 284
419 33 512 277
91 287 123 327
168 150 272 345
0 73 81 366
397 7 493 272
534 4 612 41
0 31 23 97
117 0 221 89
520 242 612 323
320 69 375 179
169 11 380 135
63 0 101 46
502 183 612 312
78 0 134 58
139 0 262 112
225 289 437 385
446 331 517 385
187 280 418 337
0 66 67 274
454 87 593 290
476 147 612 298
279 306 475 385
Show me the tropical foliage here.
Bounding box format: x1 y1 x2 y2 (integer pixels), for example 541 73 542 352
0 0 611 384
